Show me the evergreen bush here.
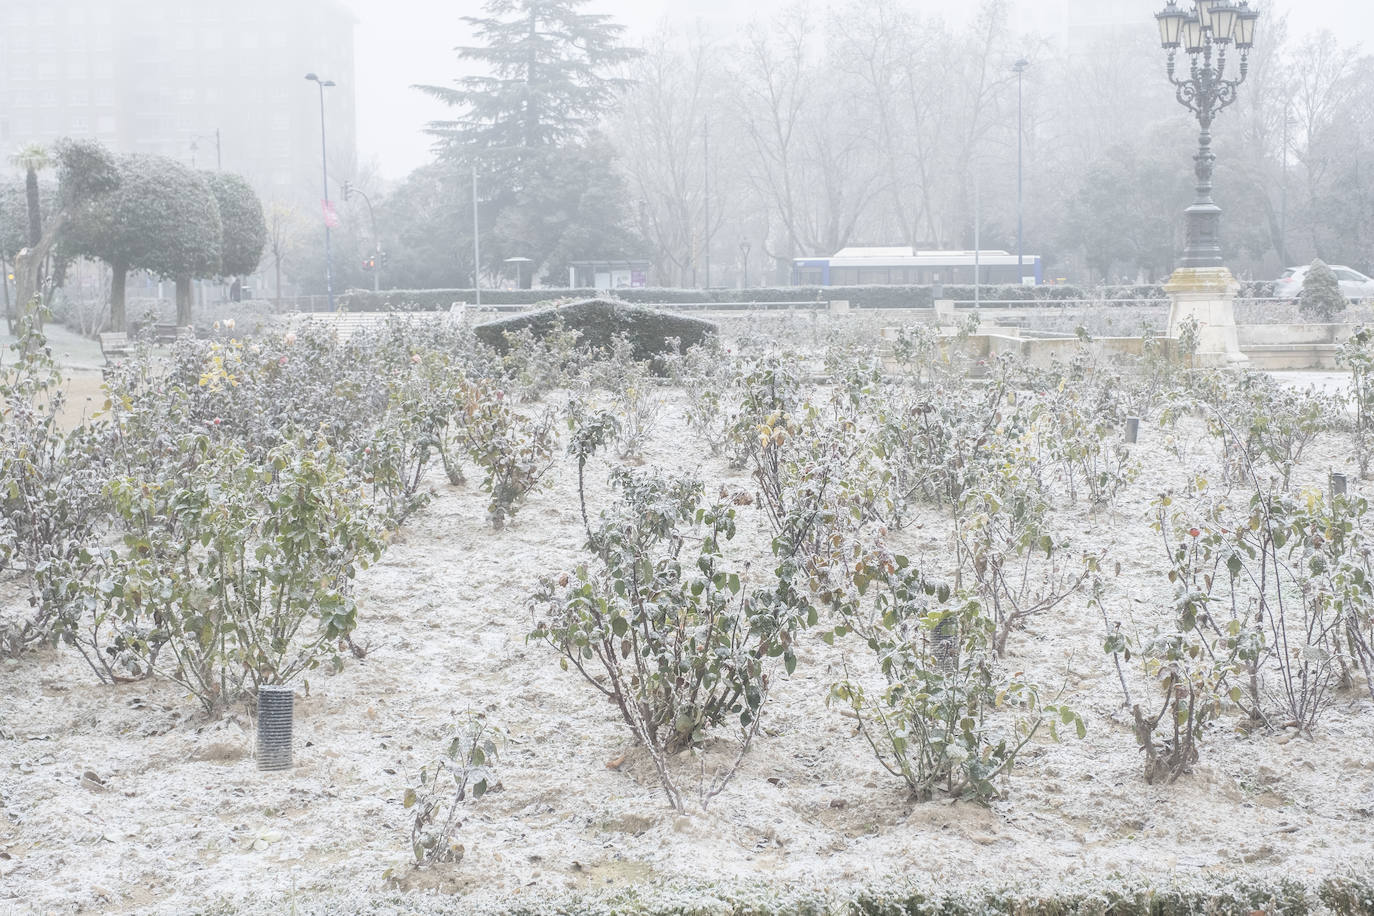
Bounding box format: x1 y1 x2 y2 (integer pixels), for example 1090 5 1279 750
1299 259 1348 321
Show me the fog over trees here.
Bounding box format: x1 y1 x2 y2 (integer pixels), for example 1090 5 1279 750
342 0 1373 293
3 0 1370 298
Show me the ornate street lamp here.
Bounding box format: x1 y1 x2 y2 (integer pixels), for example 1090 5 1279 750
1156 0 1260 268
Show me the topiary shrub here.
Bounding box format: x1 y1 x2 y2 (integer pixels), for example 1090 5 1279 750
1299 259 1348 321
475 299 716 374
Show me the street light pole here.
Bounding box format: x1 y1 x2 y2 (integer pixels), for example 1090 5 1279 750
703 120 711 290
1155 1 1260 268
472 166 481 308
344 181 381 293
1013 58 1029 285
305 73 337 311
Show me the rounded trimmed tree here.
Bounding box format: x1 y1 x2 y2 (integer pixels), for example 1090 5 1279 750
69 154 221 331
205 171 266 283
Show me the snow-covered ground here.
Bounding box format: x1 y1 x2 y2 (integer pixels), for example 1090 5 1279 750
2 386 1373 915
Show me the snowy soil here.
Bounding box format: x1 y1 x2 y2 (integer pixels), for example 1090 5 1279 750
3 394 1374 915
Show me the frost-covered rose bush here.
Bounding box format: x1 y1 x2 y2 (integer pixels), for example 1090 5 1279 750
68 436 386 712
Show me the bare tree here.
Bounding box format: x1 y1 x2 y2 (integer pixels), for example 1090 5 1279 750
266 203 304 306
733 4 882 272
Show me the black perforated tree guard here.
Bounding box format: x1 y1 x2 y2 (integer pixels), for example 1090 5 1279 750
256 685 295 771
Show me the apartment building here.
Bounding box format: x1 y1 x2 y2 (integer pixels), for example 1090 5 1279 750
0 0 356 209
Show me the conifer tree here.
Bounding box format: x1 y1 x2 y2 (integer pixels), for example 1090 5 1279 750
1299 259 1347 322
410 0 645 285
416 0 637 158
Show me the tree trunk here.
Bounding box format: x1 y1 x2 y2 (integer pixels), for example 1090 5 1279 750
24 168 41 247
44 254 67 308
2 258 12 334
175 277 193 327
274 256 282 307
111 262 128 332
15 248 41 323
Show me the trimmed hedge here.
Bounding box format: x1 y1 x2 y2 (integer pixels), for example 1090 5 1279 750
203 868 1374 915
339 280 1279 314
338 288 600 311
474 298 717 373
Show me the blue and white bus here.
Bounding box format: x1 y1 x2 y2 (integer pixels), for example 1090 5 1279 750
792 247 1043 287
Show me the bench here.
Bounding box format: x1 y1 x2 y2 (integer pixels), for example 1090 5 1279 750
289 311 407 342
99 332 130 364
100 325 194 365
153 323 194 344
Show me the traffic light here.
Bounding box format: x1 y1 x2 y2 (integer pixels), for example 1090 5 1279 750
362 256 375 271
342 180 353 202
379 251 389 268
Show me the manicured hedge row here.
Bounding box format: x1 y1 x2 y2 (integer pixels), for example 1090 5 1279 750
338 288 601 311
338 280 1278 314
207 869 1374 915
474 299 716 372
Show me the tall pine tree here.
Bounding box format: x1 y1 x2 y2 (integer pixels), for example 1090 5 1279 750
412 0 644 285
416 0 636 155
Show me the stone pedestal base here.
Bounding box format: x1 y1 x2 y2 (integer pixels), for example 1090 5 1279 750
1165 267 1247 366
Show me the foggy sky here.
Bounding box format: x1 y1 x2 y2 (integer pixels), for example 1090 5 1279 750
349 0 1374 182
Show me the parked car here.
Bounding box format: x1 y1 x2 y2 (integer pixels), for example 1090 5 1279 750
1274 264 1374 303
